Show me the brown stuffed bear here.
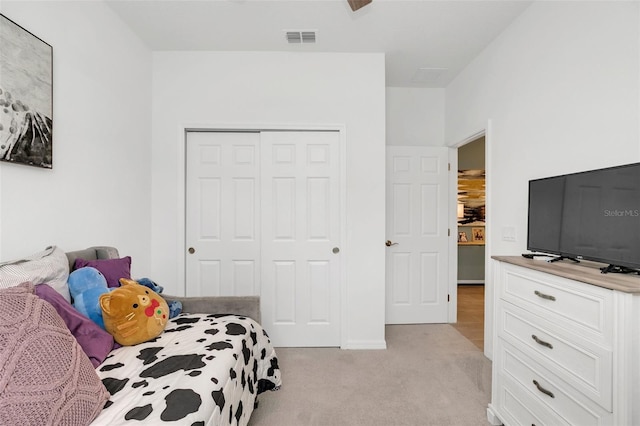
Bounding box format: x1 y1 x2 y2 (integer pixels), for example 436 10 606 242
99 279 169 346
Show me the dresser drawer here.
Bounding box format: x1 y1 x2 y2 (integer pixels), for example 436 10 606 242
500 263 613 341
495 373 570 426
498 302 612 410
497 340 612 426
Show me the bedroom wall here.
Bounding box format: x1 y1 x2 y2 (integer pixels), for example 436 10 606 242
151 51 386 349
445 0 640 356
447 1 639 257
386 87 444 146
0 1 152 276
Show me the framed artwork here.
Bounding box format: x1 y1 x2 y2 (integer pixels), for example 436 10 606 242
0 14 53 168
458 231 468 243
472 227 485 243
458 169 485 224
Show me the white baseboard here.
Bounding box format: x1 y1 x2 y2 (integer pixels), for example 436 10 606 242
342 339 387 350
486 404 503 425
458 280 485 285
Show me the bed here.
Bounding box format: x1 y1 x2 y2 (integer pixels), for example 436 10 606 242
93 313 280 425
66 246 282 425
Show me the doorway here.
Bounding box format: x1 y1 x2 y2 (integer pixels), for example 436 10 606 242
452 136 485 349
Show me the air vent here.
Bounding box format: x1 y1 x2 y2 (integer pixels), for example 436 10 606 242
285 30 317 44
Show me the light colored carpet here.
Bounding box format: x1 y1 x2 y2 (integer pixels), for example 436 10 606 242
250 324 492 426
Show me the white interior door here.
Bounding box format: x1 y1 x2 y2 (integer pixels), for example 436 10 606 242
186 130 342 347
385 146 449 324
185 131 261 297
260 131 341 347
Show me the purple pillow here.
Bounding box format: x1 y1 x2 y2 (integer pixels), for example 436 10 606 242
74 256 131 288
35 284 114 368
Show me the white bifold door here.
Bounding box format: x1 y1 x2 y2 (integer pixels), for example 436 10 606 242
185 132 261 297
186 131 341 347
385 146 450 324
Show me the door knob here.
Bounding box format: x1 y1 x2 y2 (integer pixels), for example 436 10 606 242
188 247 195 254
385 240 398 247
332 247 340 254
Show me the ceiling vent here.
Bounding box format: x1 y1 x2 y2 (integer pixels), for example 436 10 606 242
285 30 317 44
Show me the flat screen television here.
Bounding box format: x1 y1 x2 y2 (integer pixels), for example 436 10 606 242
527 162 640 272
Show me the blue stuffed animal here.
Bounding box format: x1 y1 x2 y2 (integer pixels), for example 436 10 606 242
68 267 113 329
136 277 164 294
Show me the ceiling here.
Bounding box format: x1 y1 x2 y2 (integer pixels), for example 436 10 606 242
105 0 533 88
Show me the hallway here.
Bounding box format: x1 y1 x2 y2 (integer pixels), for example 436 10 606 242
452 284 484 350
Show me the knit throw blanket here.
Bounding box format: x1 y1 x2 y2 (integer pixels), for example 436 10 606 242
0 282 109 425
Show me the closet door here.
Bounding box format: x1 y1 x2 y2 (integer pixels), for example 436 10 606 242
185 131 261 297
186 130 342 347
261 131 341 347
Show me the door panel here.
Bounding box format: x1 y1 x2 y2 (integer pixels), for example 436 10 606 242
386 146 449 324
186 132 261 297
261 131 341 347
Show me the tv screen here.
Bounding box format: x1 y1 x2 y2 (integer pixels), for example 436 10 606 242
527 162 640 270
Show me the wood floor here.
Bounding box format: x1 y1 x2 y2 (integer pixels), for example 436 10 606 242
452 284 485 350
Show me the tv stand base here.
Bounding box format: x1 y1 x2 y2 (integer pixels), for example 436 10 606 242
600 264 640 275
547 256 580 264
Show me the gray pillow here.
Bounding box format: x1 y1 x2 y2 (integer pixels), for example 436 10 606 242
0 245 70 301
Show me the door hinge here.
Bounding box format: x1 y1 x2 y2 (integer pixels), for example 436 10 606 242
448 162 451 171
448 294 450 302
448 228 450 237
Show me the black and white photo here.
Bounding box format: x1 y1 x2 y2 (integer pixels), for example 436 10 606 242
0 14 52 168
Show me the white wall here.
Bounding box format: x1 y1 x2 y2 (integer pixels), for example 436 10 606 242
151 51 387 348
447 1 639 257
0 1 152 277
446 1 639 358
386 87 445 146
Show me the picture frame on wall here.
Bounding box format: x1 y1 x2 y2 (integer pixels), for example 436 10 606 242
0 14 53 169
472 227 485 243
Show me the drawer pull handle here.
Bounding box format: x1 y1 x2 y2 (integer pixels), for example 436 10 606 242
534 290 556 301
531 334 553 349
532 380 555 398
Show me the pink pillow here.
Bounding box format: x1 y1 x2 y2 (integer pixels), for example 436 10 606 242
0 282 109 425
74 256 131 288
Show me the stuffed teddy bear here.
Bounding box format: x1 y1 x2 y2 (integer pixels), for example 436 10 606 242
68 267 112 329
99 280 169 346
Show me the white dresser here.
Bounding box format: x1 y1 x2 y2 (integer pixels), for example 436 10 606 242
487 257 640 426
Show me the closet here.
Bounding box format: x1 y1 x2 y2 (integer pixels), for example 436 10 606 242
185 130 342 347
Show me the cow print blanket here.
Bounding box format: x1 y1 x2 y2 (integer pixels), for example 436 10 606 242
92 314 281 426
